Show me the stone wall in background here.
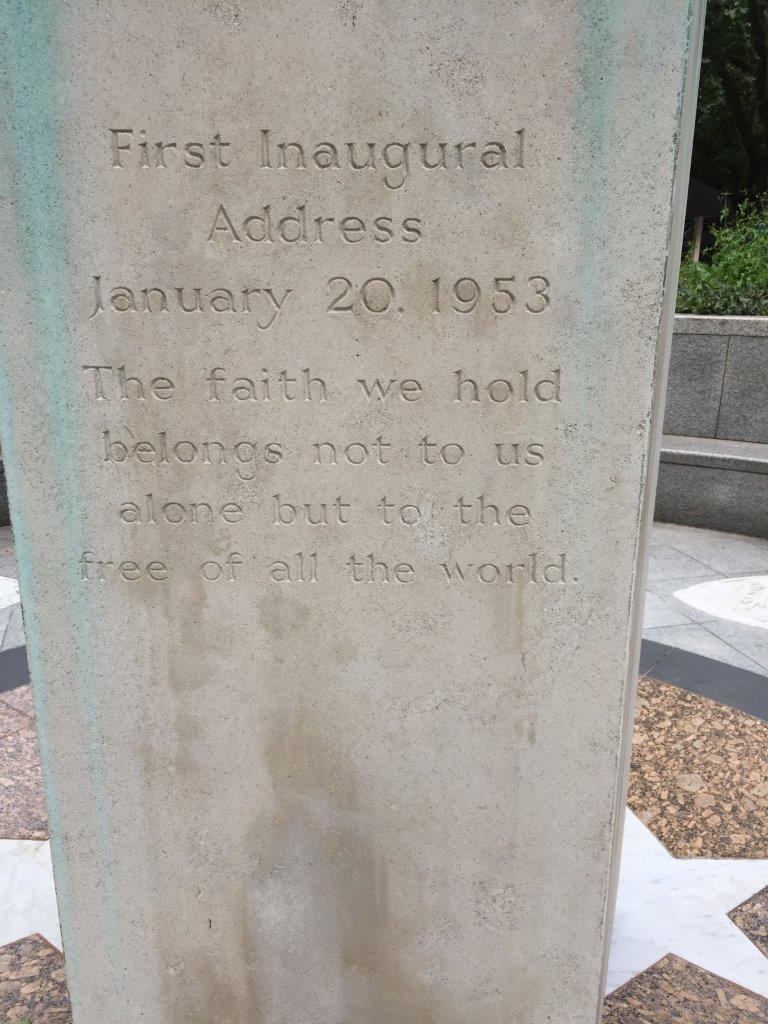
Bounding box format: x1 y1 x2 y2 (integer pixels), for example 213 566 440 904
664 316 768 443
656 315 768 537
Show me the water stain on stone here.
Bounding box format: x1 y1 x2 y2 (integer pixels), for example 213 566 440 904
332 636 358 667
259 590 311 641
239 709 445 1024
513 712 538 747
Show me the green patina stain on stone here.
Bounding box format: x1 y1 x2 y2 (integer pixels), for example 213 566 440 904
0 0 122 988
572 0 623 343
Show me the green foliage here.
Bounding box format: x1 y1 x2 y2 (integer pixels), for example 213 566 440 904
677 198 768 314
693 0 768 195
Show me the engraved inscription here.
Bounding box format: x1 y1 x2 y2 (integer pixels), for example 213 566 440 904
74 120 577 593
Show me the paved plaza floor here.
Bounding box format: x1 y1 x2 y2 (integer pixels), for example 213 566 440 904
0 523 767 1021
645 521 768 673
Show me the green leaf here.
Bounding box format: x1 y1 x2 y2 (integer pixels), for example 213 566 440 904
677 195 768 315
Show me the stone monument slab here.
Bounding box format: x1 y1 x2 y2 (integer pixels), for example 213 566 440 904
0 2 704 1021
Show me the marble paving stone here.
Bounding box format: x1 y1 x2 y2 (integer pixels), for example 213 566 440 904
0 578 19 611
607 812 768 997
1 686 34 719
0 726 48 841
651 522 719 546
0 555 19 581
647 573 725 624
1 606 24 653
730 887 768 959
628 678 768 858
0 934 71 1023
603 954 768 1023
657 526 768 576
703 618 768 674
0 699 30 739
0 841 61 950
641 623 765 673
647 545 715 583
642 591 696 630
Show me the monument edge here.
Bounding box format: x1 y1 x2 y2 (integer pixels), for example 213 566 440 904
596 0 709 1015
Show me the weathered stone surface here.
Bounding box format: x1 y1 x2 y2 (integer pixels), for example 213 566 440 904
718 336 768 443
0 2 703 1022
663 334 728 439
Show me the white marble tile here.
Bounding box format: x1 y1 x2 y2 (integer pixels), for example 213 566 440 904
675 576 768 630
641 622 765 673
0 576 19 610
0 839 61 950
608 810 768 997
